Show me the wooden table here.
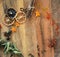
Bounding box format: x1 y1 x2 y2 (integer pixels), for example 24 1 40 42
0 0 57 57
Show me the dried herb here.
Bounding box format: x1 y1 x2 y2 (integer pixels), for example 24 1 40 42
0 38 23 57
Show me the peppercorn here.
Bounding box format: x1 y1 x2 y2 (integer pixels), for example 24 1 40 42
4 30 12 37
4 31 12 40
6 37 10 40
7 8 16 18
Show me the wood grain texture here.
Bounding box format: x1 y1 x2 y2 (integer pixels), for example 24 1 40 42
0 0 38 57
35 0 54 57
0 0 56 57
51 0 60 57
0 0 24 57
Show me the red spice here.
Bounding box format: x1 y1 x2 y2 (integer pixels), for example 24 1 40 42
46 12 51 20
56 25 59 31
48 44 51 48
0 24 2 28
48 38 56 48
51 20 55 26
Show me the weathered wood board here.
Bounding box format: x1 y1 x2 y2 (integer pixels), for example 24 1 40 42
0 0 60 57
0 0 38 57
51 0 60 57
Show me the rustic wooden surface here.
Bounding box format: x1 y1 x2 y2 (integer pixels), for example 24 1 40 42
0 0 58 57
0 0 38 57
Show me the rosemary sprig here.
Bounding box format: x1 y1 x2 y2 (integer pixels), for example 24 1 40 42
0 38 23 57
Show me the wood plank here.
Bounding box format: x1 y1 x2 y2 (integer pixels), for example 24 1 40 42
0 0 55 57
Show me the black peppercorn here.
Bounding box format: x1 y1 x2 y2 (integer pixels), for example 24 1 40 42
4 32 8 37
7 8 16 18
4 31 12 40
6 37 10 40
4 31 12 37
